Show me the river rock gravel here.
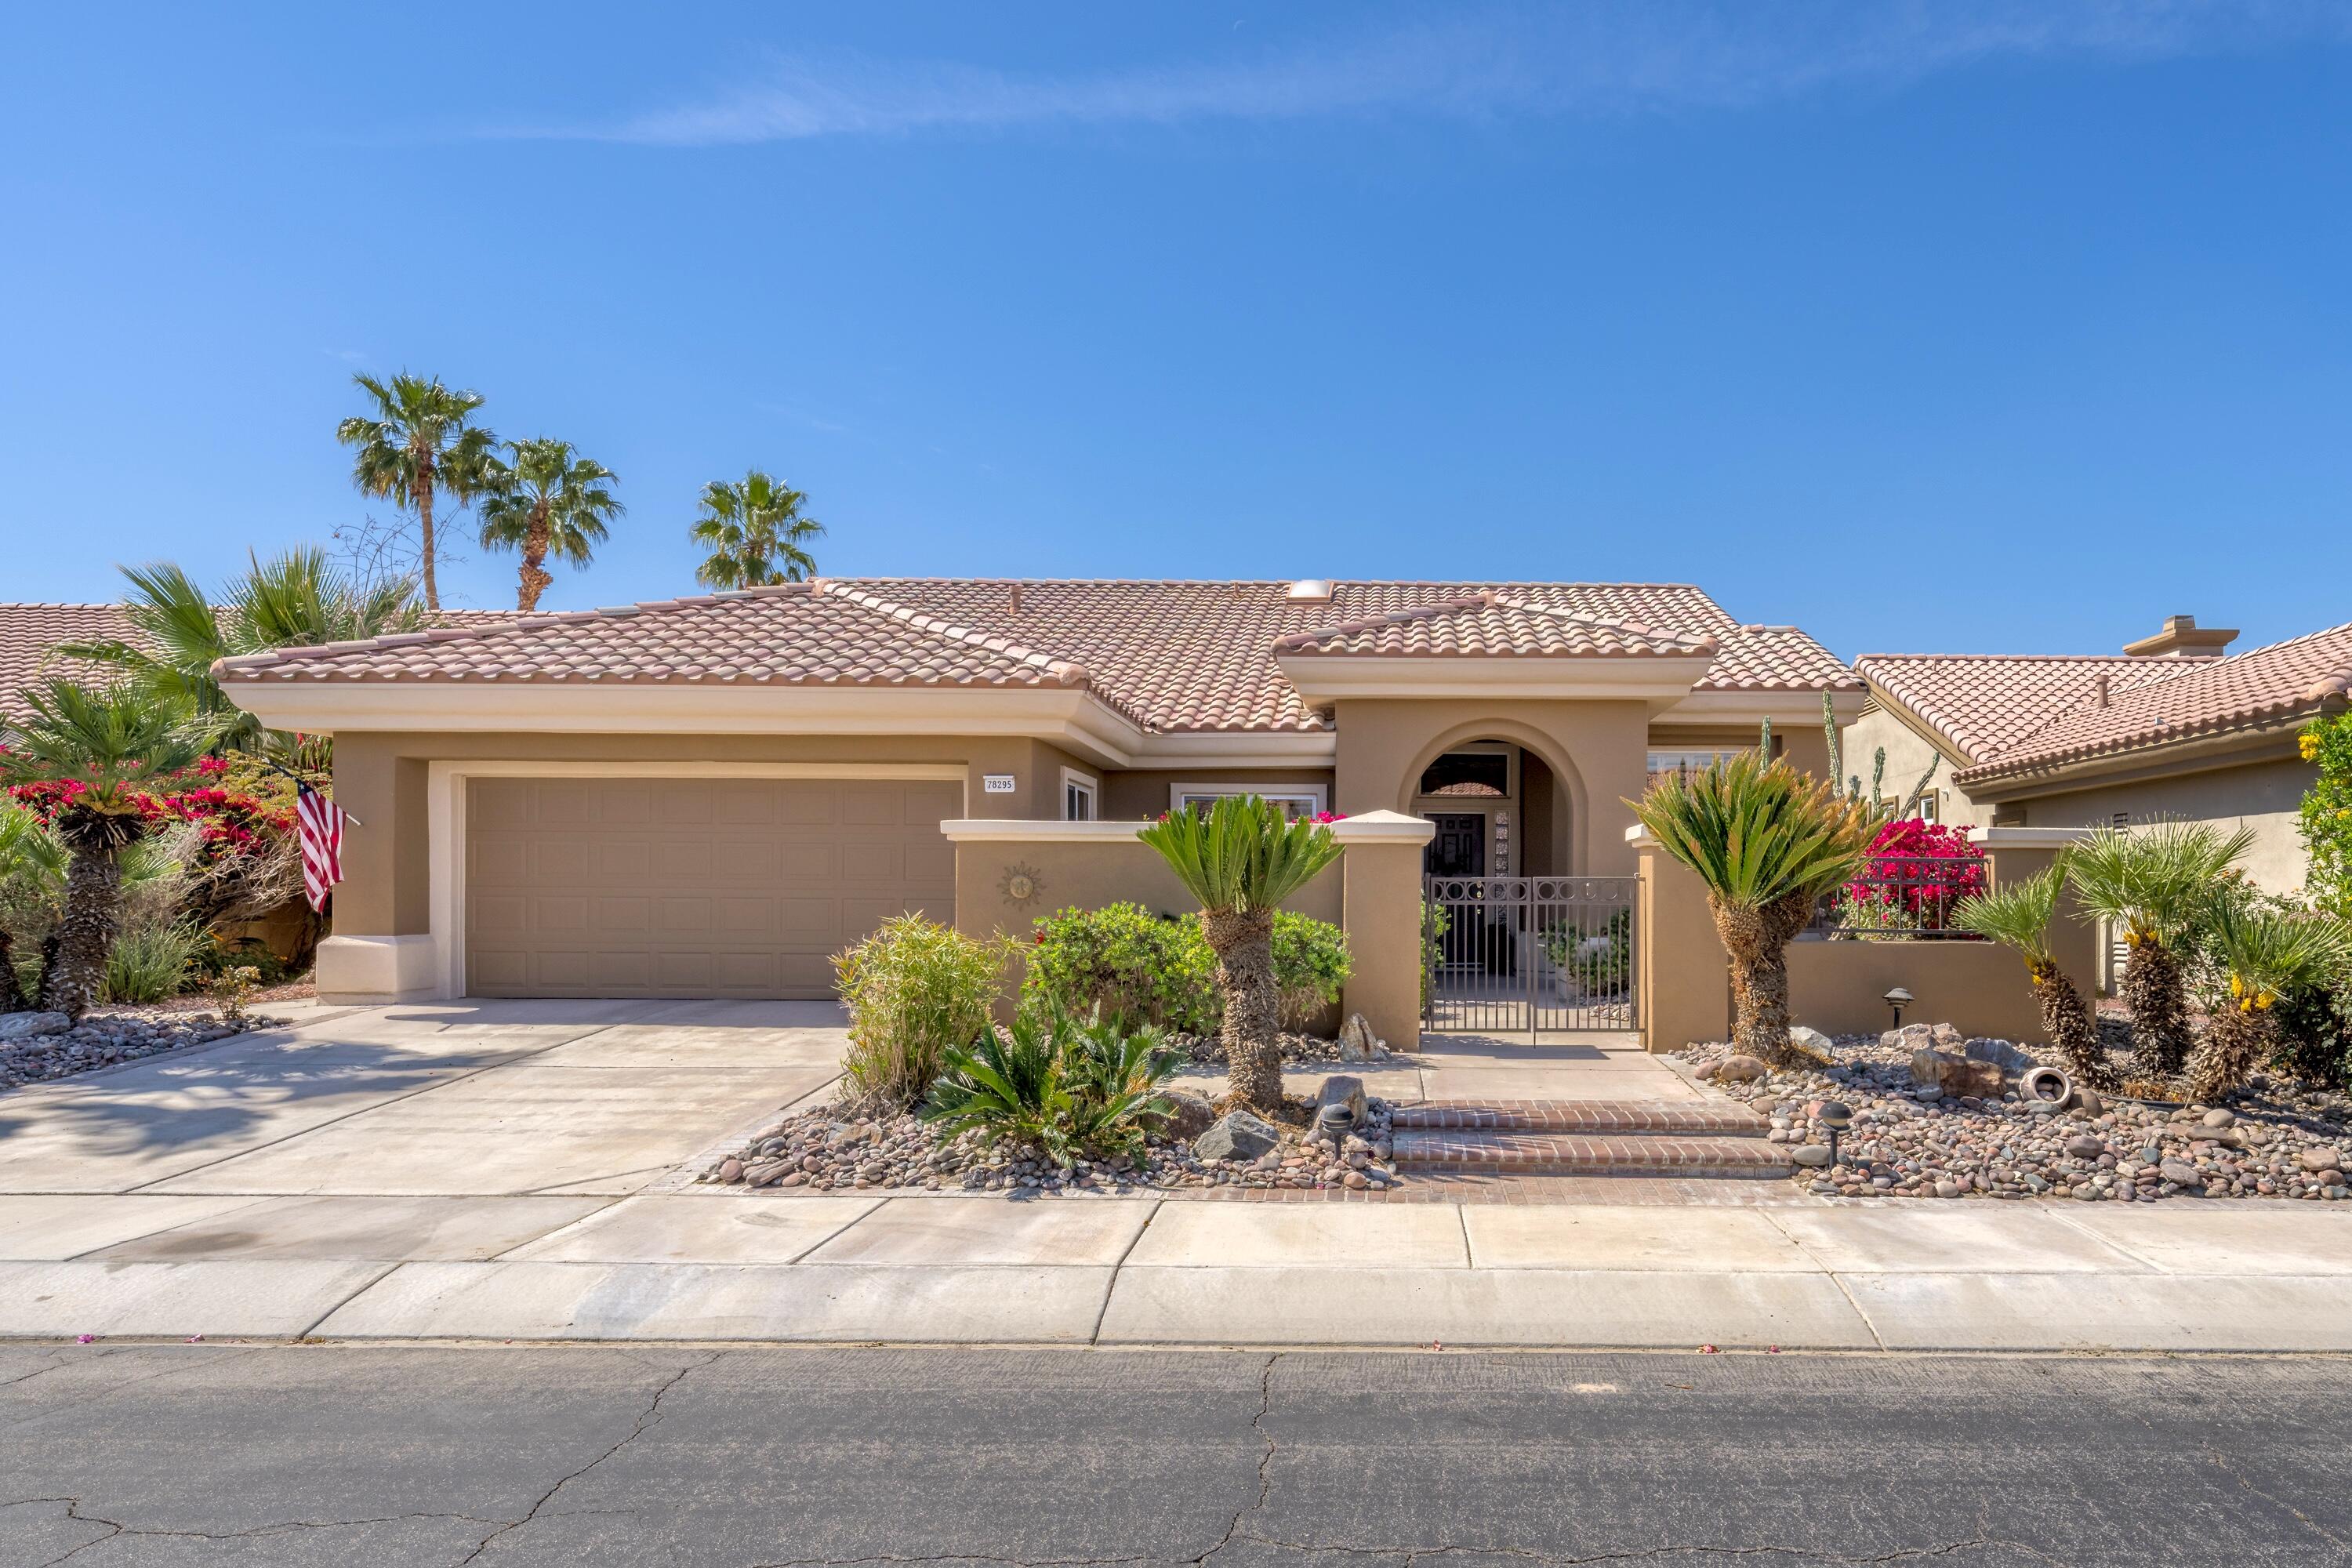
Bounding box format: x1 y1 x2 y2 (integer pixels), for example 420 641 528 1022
1 1006 271 1092
1677 1028 2352 1202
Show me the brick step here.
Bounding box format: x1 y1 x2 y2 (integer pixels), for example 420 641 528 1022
1390 1100 1770 1138
1391 1128 1793 1178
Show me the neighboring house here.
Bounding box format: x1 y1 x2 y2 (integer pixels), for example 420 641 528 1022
0 603 142 730
1852 612 2352 898
212 577 1864 1004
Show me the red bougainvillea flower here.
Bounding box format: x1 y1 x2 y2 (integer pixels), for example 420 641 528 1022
1846 818 1986 928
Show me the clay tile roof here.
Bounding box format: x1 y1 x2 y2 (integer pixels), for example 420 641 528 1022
1270 593 1720 659
1854 653 2195 765
210 579 1853 736
0 604 140 726
1954 622 2352 785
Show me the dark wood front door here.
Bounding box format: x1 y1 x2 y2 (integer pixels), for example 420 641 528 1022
1425 813 1485 878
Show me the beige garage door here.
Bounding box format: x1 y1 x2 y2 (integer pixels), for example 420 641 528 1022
466 776 960 999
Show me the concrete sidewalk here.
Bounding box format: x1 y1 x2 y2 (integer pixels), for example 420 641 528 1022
7 1189 2352 1353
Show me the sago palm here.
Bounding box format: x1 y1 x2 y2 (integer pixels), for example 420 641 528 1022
690 470 824 590
477 439 623 611
336 372 495 609
1139 797 1343 1110
1953 865 2116 1090
2185 901 2352 1104
0 682 209 1020
2067 819 2256 1078
56 549 422 756
1630 750 1879 1067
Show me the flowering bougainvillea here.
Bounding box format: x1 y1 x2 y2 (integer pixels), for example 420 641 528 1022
5 754 292 869
2299 713 2352 918
1845 818 1987 929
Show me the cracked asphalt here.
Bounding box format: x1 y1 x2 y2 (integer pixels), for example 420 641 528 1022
2 1345 2348 1566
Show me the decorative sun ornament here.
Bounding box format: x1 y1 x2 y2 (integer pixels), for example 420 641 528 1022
999 862 1044 907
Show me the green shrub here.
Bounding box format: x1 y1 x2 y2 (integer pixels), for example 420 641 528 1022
101 921 206 1004
2301 713 2352 918
1022 902 1349 1035
1541 907 1633 995
924 1005 1180 1167
833 915 1010 1110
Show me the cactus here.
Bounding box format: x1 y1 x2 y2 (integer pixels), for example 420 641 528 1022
1822 691 1935 818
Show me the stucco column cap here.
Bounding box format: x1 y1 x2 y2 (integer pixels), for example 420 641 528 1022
1625 824 1662 850
1329 810 1436 844
1965 826 2096 848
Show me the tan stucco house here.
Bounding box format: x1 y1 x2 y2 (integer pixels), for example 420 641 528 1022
212 577 1861 1023
1849 614 2352 898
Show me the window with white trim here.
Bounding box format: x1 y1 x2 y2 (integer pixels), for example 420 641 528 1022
1168 782 1327 820
1061 768 1098 822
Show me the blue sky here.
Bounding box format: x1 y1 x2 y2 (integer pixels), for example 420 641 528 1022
4 2 2347 659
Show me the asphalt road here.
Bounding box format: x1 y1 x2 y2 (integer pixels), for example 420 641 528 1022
3 1343 2347 1566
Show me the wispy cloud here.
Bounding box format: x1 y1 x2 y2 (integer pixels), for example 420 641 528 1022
486 2 2350 147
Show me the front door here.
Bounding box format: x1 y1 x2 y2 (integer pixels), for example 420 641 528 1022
1425 813 1485 878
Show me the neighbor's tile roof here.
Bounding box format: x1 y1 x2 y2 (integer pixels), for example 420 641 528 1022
1269 593 1720 659
1854 653 2195 765
214 579 1857 735
0 604 140 725
1955 622 2352 784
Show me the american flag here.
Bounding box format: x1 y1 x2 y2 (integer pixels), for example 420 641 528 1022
295 784 348 913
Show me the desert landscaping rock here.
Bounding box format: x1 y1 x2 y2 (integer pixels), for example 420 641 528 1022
1195 1111 1282 1163
1678 1024 2352 1203
1175 1028 1391 1068
1 1007 270 1093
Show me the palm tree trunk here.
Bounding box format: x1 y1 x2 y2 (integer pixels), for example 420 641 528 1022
2027 956 2117 1091
1712 891 1813 1067
518 504 553 612
0 927 27 1012
2122 938 2193 1078
2187 1005 2270 1105
40 840 122 1021
1203 907 1283 1110
417 459 439 610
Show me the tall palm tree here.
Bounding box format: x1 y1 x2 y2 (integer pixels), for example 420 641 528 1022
477 439 623 612
1954 863 2117 1090
2185 900 2352 1103
1630 750 1880 1067
336 372 495 609
690 470 824 590
55 549 423 756
2067 819 2256 1078
0 682 209 1020
1138 797 1342 1111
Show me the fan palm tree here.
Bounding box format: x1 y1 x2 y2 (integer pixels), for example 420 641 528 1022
1953 864 2116 1090
2066 819 2256 1078
690 471 824 590
477 439 623 612
0 682 210 1020
2185 901 2352 1103
1139 797 1343 1110
55 549 423 756
336 372 495 609
1630 751 1880 1067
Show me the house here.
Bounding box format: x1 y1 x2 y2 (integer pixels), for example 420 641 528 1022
1850 614 2352 896
0 603 142 729
212 577 1863 1024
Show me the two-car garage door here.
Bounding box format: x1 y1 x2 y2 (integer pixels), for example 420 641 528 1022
465 776 960 999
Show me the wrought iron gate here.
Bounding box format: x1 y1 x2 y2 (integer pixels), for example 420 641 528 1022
1423 875 1640 1036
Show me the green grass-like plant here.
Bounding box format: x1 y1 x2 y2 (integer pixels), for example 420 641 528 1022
833 915 1011 1112
100 920 207 1004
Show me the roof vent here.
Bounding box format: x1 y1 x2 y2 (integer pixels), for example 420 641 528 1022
2123 614 2238 659
1285 579 1336 602
2094 673 2111 709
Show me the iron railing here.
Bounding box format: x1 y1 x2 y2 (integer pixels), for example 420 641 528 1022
1425 874 1639 1036
1808 853 1989 940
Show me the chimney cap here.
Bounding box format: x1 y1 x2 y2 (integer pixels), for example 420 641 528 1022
2123 613 2238 659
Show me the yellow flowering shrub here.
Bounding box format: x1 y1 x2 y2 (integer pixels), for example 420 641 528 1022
2300 713 2352 916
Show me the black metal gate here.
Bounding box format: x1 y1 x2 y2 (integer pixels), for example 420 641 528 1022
1423 875 1640 1036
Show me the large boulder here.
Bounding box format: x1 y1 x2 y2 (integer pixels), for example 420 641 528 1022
1316 1075 1369 1128
1965 1036 2038 1074
1194 1111 1283 1163
1335 1014 1384 1062
1158 1091 1218 1142
0 1011 71 1043
1910 1047 2004 1099
1786 1026 1835 1065
1715 1054 1769 1084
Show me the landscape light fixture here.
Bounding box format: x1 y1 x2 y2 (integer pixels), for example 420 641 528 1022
1817 1101 1853 1169
1885 986 1914 1029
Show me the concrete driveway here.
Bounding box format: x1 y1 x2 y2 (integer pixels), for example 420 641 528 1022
0 998 846 1197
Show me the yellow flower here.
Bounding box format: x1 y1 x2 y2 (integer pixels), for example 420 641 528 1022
2303 735 2321 760
2230 975 2244 998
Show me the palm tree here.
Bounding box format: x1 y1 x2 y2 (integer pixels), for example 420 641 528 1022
1138 797 1341 1110
1630 750 1880 1067
690 471 824 590
477 439 623 612
0 682 209 1020
55 549 423 756
1954 864 2116 1090
2185 900 2352 1103
0 803 65 1011
2067 819 2256 1079
336 372 495 609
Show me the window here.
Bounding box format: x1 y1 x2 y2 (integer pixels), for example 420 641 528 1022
1417 750 1511 798
1646 749 1748 789
1061 768 1098 822
1169 782 1327 819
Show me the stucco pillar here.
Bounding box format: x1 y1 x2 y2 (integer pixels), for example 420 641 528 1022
1632 826 1732 1052
1332 811 1436 1051
1972 826 2100 1011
